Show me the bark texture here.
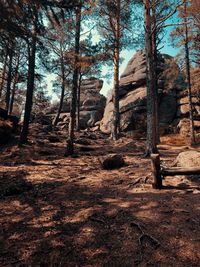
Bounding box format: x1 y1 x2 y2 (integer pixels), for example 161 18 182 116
184 1 195 145
143 0 157 155
111 0 120 141
20 32 37 144
53 53 65 127
66 4 81 155
5 45 14 115
0 51 8 99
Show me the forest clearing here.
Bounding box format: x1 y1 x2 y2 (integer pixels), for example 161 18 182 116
1 0 200 266
1 127 200 266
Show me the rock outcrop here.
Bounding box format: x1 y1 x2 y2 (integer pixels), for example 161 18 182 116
47 78 106 129
100 50 185 135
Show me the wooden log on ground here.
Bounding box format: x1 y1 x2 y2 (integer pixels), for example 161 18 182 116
162 167 200 176
151 154 162 189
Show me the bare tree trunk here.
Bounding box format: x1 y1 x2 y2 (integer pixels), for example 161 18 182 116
20 32 37 144
0 50 8 99
5 45 14 115
9 74 19 115
184 1 195 145
66 4 81 155
144 0 157 156
76 73 82 131
152 1 160 144
54 54 65 127
111 0 120 141
9 52 20 115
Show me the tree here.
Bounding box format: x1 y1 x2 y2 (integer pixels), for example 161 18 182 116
0 47 8 99
76 36 103 131
171 0 197 145
8 45 20 115
32 81 51 114
65 0 96 155
143 0 157 155
97 0 141 140
5 39 15 114
45 16 74 127
183 0 195 144
66 2 82 155
143 0 182 155
19 1 79 143
19 4 39 144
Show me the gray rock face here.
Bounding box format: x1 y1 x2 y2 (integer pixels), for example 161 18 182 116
47 78 106 129
100 51 183 134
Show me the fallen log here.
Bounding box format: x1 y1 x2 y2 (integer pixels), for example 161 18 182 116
151 153 200 189
161 167 200 176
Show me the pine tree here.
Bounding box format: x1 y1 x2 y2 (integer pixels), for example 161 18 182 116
66 2 82 155
97 0 142 140
143 0 182 155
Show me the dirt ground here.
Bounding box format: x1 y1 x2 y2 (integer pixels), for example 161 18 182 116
0 126 200 267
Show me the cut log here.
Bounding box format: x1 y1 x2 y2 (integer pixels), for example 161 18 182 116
151 154 162 189
162 167 200 176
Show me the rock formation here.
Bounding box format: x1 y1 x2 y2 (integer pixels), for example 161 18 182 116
47 77 106 129
100 50 186 135
78 78 106 128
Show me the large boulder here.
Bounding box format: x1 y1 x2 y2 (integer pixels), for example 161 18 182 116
100 51 183 134
176 151 200 168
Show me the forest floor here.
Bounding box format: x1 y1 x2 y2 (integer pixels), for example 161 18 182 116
0 124 200 267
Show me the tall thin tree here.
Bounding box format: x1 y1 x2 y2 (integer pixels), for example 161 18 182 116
183 0 195 145
66 2 82 155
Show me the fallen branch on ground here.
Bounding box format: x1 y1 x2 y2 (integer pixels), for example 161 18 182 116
131 221 160 249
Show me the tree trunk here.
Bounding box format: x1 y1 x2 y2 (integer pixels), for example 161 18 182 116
111 0 120 141
0 50 8 99
152 1 160 144
5 45 14 115
9 74 19 115
151 154 162 189
9 52 20 115
53 54 65 127
66 4 81 155
76 74 82 131
20 32 37 144
143 0 157 155
184 1 195 145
